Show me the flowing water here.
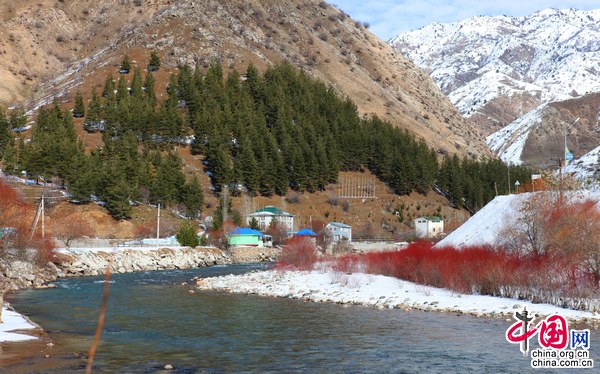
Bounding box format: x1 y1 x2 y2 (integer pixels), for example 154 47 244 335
8 264 599 373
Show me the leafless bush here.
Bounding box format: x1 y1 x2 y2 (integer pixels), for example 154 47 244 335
285 191 302 204
342 200 350 212
279 237 317 270
327 195 339 206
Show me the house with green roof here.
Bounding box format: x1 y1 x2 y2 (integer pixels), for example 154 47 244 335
414 216 444 238
247 205 294 232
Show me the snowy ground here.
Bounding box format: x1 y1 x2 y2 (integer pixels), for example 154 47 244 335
197 268 600 324
436 191 600 249
0 307 39 343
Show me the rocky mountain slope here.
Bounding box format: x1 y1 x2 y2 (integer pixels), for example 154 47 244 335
0 0 488 158
391 8 600 169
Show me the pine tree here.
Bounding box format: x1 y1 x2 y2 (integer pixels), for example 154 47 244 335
147 50 161 72
102 75 116 99
130 67 144 98
67 152 96 202
86 88 102 122
120 54 131 74
249 217 260 230
8 106 27 131
235 135 260 195
0 109 17 174
73 90 85 118
176 221 199 247
143 71 157 107
116 75 129 103
182 175 204 219
212 195 233 231
0 109 12 160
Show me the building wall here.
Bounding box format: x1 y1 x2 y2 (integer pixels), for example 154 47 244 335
247 214 294 232
415 219 444 238
327 225 352 243
229 235 261 247
428 221 444 237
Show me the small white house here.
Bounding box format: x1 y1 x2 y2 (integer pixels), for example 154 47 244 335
414 216 444 238
325 222 352 243
247 206 294 232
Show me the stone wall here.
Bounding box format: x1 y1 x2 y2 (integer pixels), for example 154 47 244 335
226 246 281 264
55 247 231 277
0 259 60 290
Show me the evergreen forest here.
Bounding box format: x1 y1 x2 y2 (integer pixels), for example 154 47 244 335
0 58 532 220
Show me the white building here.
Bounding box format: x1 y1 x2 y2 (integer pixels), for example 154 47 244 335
414 216 444 238
247 206 294 232
325 222 352 243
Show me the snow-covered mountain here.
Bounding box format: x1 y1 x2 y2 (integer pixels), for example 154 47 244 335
391 8 600 170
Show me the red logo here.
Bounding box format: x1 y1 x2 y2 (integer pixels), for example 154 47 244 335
506 307 569 355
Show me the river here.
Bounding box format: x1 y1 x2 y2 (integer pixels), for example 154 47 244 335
7 264 598 373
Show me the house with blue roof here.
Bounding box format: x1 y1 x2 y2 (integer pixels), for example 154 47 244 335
226 227 274 247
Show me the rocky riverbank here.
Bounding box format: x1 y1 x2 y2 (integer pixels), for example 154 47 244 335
0 245 279 346
197 268 600 326
55 246 232 277
1 245 281 291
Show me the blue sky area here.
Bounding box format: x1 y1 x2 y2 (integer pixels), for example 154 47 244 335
336 1 600 40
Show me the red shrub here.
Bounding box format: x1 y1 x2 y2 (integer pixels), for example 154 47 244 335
278 237 318 270
0 180 56 265
326 242 566 298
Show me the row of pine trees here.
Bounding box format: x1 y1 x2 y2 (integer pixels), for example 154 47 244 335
0 57 531 220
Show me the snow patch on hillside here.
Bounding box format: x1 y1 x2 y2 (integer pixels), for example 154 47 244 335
565 145 600 179
486 105 547 164
391 8 600 116
391 8 600 164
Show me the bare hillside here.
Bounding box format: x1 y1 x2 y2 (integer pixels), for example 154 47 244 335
0 0 489 158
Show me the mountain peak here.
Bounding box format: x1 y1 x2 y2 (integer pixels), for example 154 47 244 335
391 7 600 168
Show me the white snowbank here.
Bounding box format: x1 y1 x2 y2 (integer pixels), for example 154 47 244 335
436 191 600 249
0 307 38 343
435 193 526 249
197 269 600 322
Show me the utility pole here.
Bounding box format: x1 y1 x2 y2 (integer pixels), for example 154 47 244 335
507 164 511 194
563 117 580 175
41 192 45 240
31 193 44 240
156 203 160 249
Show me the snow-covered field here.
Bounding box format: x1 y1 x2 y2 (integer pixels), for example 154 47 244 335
0 307 39 343
197 268 600 323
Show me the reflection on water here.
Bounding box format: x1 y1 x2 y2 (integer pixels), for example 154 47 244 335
9 264 599 373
